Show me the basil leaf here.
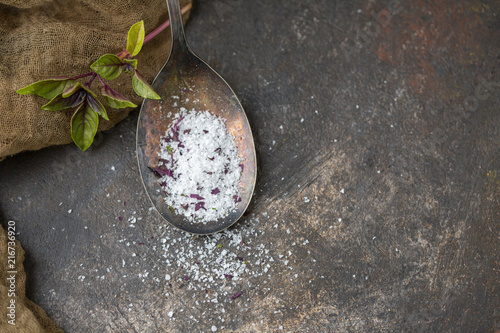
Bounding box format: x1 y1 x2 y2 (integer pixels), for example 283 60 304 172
86 94 109 120
90 54 123 80
17 77 76 100
101 85 137 109
41 91 85 111
71 101 99 151
124 58 138 69
132 71 161 100
62 81 83 98
126 21 145 57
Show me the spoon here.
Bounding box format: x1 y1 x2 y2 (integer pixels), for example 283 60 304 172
136 0 256 235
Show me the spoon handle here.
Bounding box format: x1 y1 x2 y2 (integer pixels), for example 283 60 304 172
166 0 188 54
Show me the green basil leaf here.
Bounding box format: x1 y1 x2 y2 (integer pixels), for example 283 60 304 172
126 21 145 57
41 91 85 111
101 85 137 109
71 101 99 151
90 54 123 80
132 71 161 100
86 94 109 121
17 77 76 100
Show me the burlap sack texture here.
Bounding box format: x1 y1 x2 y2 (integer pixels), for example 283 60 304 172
0 224 63 332
0 0 192 160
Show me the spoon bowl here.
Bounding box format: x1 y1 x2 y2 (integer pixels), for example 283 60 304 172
136 0 256 234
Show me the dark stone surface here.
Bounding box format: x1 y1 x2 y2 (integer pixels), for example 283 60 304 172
1 0 499 332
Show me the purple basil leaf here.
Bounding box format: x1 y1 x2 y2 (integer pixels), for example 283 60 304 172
41 90 85 111
101 84 137 109
86 93 109 120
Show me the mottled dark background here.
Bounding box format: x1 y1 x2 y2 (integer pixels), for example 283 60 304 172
1 0 499 332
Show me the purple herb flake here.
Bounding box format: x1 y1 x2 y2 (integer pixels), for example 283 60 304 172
190 194 205 200
181 204 189 211
239 163 244 171
236 256 244 261
230 292 242 299
233 195 242 203
118 216 123 221
152 167 171 176
211 188 220 195
195 202 206 211
184 275 190 281
203 130 208 134
138 242 145 245
224 274 234 279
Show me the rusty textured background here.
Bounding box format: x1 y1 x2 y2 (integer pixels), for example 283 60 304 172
1 0 499 332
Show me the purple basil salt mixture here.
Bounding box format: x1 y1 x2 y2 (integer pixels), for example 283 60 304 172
155 108 241 223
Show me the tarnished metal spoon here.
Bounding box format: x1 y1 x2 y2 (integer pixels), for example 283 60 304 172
136 0 256 235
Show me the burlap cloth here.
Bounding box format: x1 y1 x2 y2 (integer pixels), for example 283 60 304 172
0 0 192 160
0 0 191 331
1 225 63 332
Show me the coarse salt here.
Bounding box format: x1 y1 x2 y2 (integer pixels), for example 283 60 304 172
156 109 241 223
